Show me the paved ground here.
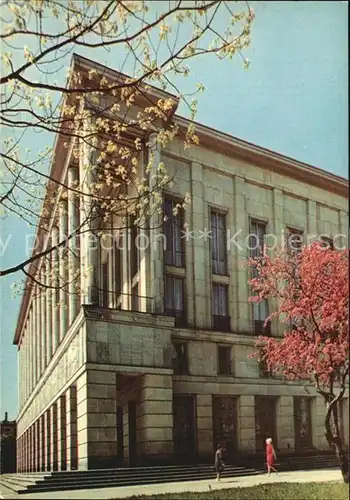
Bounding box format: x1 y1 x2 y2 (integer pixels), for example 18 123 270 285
0 468 342 499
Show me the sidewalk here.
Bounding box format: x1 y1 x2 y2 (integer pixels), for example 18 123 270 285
0 468 342 500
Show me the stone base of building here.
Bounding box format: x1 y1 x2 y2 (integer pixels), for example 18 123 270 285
16 365 349 472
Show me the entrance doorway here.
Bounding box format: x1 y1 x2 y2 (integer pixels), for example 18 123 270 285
173 395 197 462
212 397 237 463
255 396 278 453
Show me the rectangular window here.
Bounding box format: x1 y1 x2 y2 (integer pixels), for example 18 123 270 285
130 216 138 278
212 284 230 331
164 275 186 326
211 211 227 275
287 228 304 253
249 220 267 259
253 300 270 335
259 356 271 378
164 198 185 267
172 342 188 375
218 346 233 375
321 236 334 250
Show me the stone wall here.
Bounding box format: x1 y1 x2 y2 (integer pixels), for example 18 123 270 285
85 309 174 370
17 324 85 437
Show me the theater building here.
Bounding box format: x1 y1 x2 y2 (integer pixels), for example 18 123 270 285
14 55 349 472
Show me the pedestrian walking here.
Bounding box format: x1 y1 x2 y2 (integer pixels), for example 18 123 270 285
214 443 225 482
265 437 278 476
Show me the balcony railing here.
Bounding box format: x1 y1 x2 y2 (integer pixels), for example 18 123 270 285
254 320 271 336
212 315 231 332
164 308 188 328
97 290 153 314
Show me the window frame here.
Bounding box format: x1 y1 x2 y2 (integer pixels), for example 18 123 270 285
217 345 233 375
172 341 189 375
210 210 228 276
164 274 187 326
164 196 185 268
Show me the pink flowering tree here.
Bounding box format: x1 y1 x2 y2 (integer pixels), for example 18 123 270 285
247 242 349 483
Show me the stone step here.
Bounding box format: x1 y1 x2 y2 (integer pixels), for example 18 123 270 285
47 464 249 479
45 467 259 481
22 469 263 494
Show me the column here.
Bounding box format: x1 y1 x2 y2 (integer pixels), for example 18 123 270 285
30 425 34 472
57 395 67 471
59 200 68 340
66 386 78 470
196 395 213 459
307 199 317 241
234 176 250 332
36 285 41 381
36 420 40 472
138 149 151 312
28 317 33 395
45 255 52 366
45 409 51 471
40 415 45 471
25 430 29 472
40 267 47 372
238 396 256 452
273 188 285 336
148 133 164 314
18 346 22 409
68 167 79 324
312 395 328 450
23 338 27 403
50 403 58 471
276 396 295 452
137 374 173 463
121 228 129 310
51 226 60 353
190 162 207 328
76 371 117 470
80 143 99 305
37 417 42 472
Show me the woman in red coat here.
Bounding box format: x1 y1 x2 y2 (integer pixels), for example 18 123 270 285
265 437 278 475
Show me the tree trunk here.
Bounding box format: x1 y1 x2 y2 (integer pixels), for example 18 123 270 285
325 401 349 483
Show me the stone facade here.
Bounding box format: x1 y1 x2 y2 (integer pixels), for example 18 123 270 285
14 56 349 472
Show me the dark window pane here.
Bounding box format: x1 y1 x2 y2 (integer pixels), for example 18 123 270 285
173 343 188 375
250 220 266 258
130 216 138 278
165 275 186 326
164 198 185 267
211 212 227 275
218 346 232 375
212 284 228 316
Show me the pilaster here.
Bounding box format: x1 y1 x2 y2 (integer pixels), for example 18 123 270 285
238 395 256 453
66 386 78 470
196 394 213 457
68 166 79 323
57 395 67 470
148 133 164 314
234 176 250 332
76 371 117 469
50 403 58 471
276 396 295 452
59 199 68 340
51 226 60 352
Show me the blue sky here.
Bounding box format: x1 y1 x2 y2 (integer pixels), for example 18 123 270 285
0 1 348 420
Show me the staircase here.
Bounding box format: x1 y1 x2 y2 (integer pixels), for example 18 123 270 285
0 453 340 495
